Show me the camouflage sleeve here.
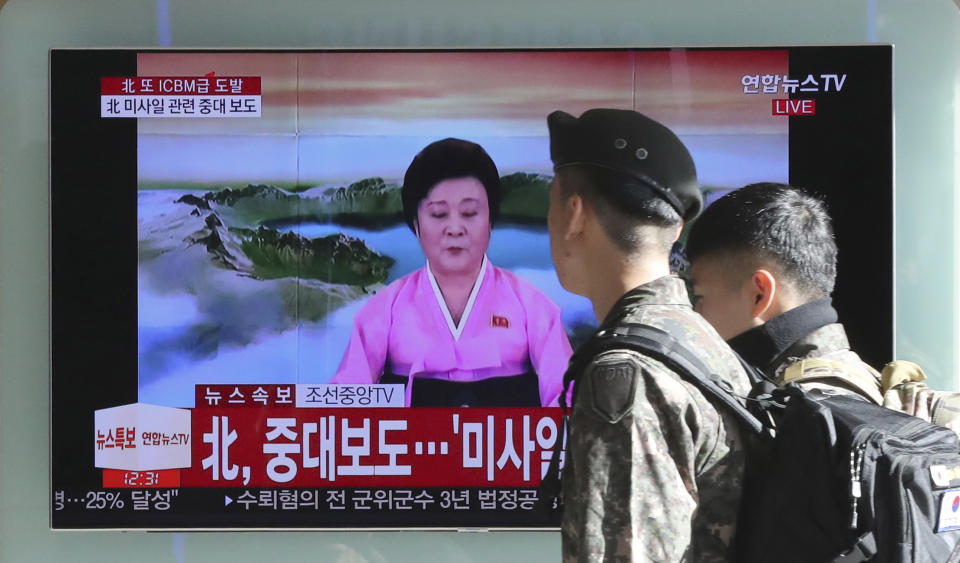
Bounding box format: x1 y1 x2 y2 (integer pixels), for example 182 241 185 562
883 382 960 437
560 349 732 563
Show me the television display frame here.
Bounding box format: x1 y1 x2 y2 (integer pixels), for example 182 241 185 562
50 45 893 530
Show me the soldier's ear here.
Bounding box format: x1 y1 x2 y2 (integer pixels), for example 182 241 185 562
672 221 684 243
749 269 777 320
564 194 586 240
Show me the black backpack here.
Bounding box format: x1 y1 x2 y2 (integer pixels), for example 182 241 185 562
542 323 960 563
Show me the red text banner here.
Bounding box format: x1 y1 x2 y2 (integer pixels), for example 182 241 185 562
182 408 565 488
100 76 261 95
772 98 817 116
103 469 181 488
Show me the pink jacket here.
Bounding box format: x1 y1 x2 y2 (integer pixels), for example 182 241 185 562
333 258 572 407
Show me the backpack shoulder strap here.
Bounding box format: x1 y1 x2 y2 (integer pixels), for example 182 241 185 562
589 323 766 436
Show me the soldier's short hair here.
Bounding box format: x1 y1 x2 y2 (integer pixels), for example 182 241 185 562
685 182 837 299
558 165 682 254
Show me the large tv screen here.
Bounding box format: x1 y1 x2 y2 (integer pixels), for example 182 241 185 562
51 46 893 529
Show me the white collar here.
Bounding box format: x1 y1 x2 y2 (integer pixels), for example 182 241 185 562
425 255 488 342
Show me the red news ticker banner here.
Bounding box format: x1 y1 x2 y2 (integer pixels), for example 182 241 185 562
100 76 261 96
180 407 564 489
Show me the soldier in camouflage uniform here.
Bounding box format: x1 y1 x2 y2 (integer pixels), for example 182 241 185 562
546 109 752 562
685 182 960 431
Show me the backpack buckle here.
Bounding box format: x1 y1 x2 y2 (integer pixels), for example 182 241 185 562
754 392 787 410
832 532 877 563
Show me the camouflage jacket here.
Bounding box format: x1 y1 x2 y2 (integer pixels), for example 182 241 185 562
728 299 883 404
561 275 751 563
771 323 883 403
730 301 960 430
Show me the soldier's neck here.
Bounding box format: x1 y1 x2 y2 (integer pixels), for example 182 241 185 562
588 250 671 323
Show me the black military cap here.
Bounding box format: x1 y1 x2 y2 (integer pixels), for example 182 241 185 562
548 109 702 221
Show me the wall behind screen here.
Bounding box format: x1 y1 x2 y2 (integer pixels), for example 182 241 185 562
1 0 958 561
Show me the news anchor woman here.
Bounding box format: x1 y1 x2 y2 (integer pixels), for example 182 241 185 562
332 138 572 407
